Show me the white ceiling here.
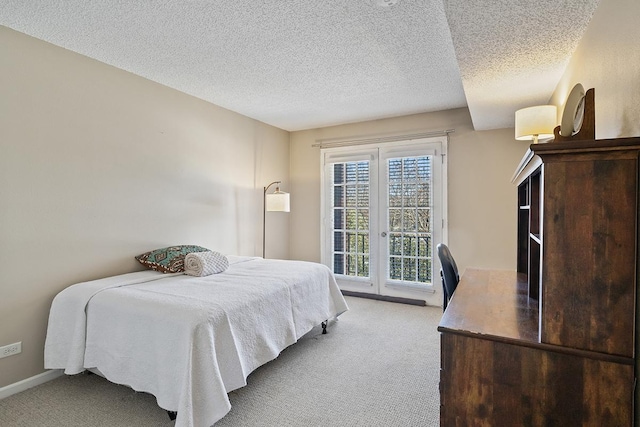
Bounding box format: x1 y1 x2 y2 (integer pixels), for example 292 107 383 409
0 0 600 132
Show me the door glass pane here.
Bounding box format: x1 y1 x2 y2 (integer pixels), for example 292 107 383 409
346 232 356 252
403 208 416 232
417 182 430 207
418 258 431 282
346 186 357 207
334 208 344 229
389 257 402 280
389 208 402 231
357 185 369 207
347 254 356 275
333 253 344 275
358 162 369 181
334 231 344 252
346 209 357 229
346 163 357 183
403 258 416 282
358 233 369 253
386 155 433 285
404 158 417 180
389 183 402 207
417 235 431 257
357 210 369 230
389 234 402 256
417 208 430 232
360 256 369 277
403 235 416 256
334 185 344 207
334 164 344 184
331 161 370 279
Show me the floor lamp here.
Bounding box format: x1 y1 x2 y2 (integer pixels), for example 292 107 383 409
263 181 290 258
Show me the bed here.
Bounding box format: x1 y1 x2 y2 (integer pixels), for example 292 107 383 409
44 255 348 427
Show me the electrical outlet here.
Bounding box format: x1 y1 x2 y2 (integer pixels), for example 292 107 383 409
0 342 22 359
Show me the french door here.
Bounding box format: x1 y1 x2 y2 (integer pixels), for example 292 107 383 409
321 137 446 305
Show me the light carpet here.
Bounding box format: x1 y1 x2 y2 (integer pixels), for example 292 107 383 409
0 296 443 426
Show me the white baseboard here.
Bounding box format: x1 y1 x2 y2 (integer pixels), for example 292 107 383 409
0 369 64 400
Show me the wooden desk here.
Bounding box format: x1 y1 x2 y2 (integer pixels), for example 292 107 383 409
438 268 634 426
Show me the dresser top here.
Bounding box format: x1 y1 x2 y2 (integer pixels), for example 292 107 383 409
438 268 634 364
437 268 539 344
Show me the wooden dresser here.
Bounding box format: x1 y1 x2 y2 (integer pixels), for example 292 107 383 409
438 137 640 426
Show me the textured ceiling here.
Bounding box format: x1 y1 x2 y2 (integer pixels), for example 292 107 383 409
1 0 599 131
444 0 601 130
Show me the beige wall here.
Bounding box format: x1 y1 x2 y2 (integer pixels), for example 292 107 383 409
550 0 640 139
0 27 290 388
289 108 530 287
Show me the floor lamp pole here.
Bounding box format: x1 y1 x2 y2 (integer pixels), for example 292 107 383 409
263 181 280 258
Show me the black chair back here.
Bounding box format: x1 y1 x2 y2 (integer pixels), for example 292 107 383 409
437 243 459 311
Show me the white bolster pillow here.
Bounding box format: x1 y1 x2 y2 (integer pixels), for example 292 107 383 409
184 251 229 277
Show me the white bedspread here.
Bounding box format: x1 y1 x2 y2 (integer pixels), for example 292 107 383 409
44 257 348 427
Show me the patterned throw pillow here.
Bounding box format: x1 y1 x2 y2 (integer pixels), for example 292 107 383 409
135 245 210 273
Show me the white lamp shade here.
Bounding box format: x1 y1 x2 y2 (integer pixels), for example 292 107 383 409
515 105 557 140
266 191 290 212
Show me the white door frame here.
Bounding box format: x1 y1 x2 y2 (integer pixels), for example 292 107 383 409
320 136 448 306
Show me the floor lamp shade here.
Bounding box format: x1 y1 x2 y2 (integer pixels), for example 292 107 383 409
266 191 290 212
